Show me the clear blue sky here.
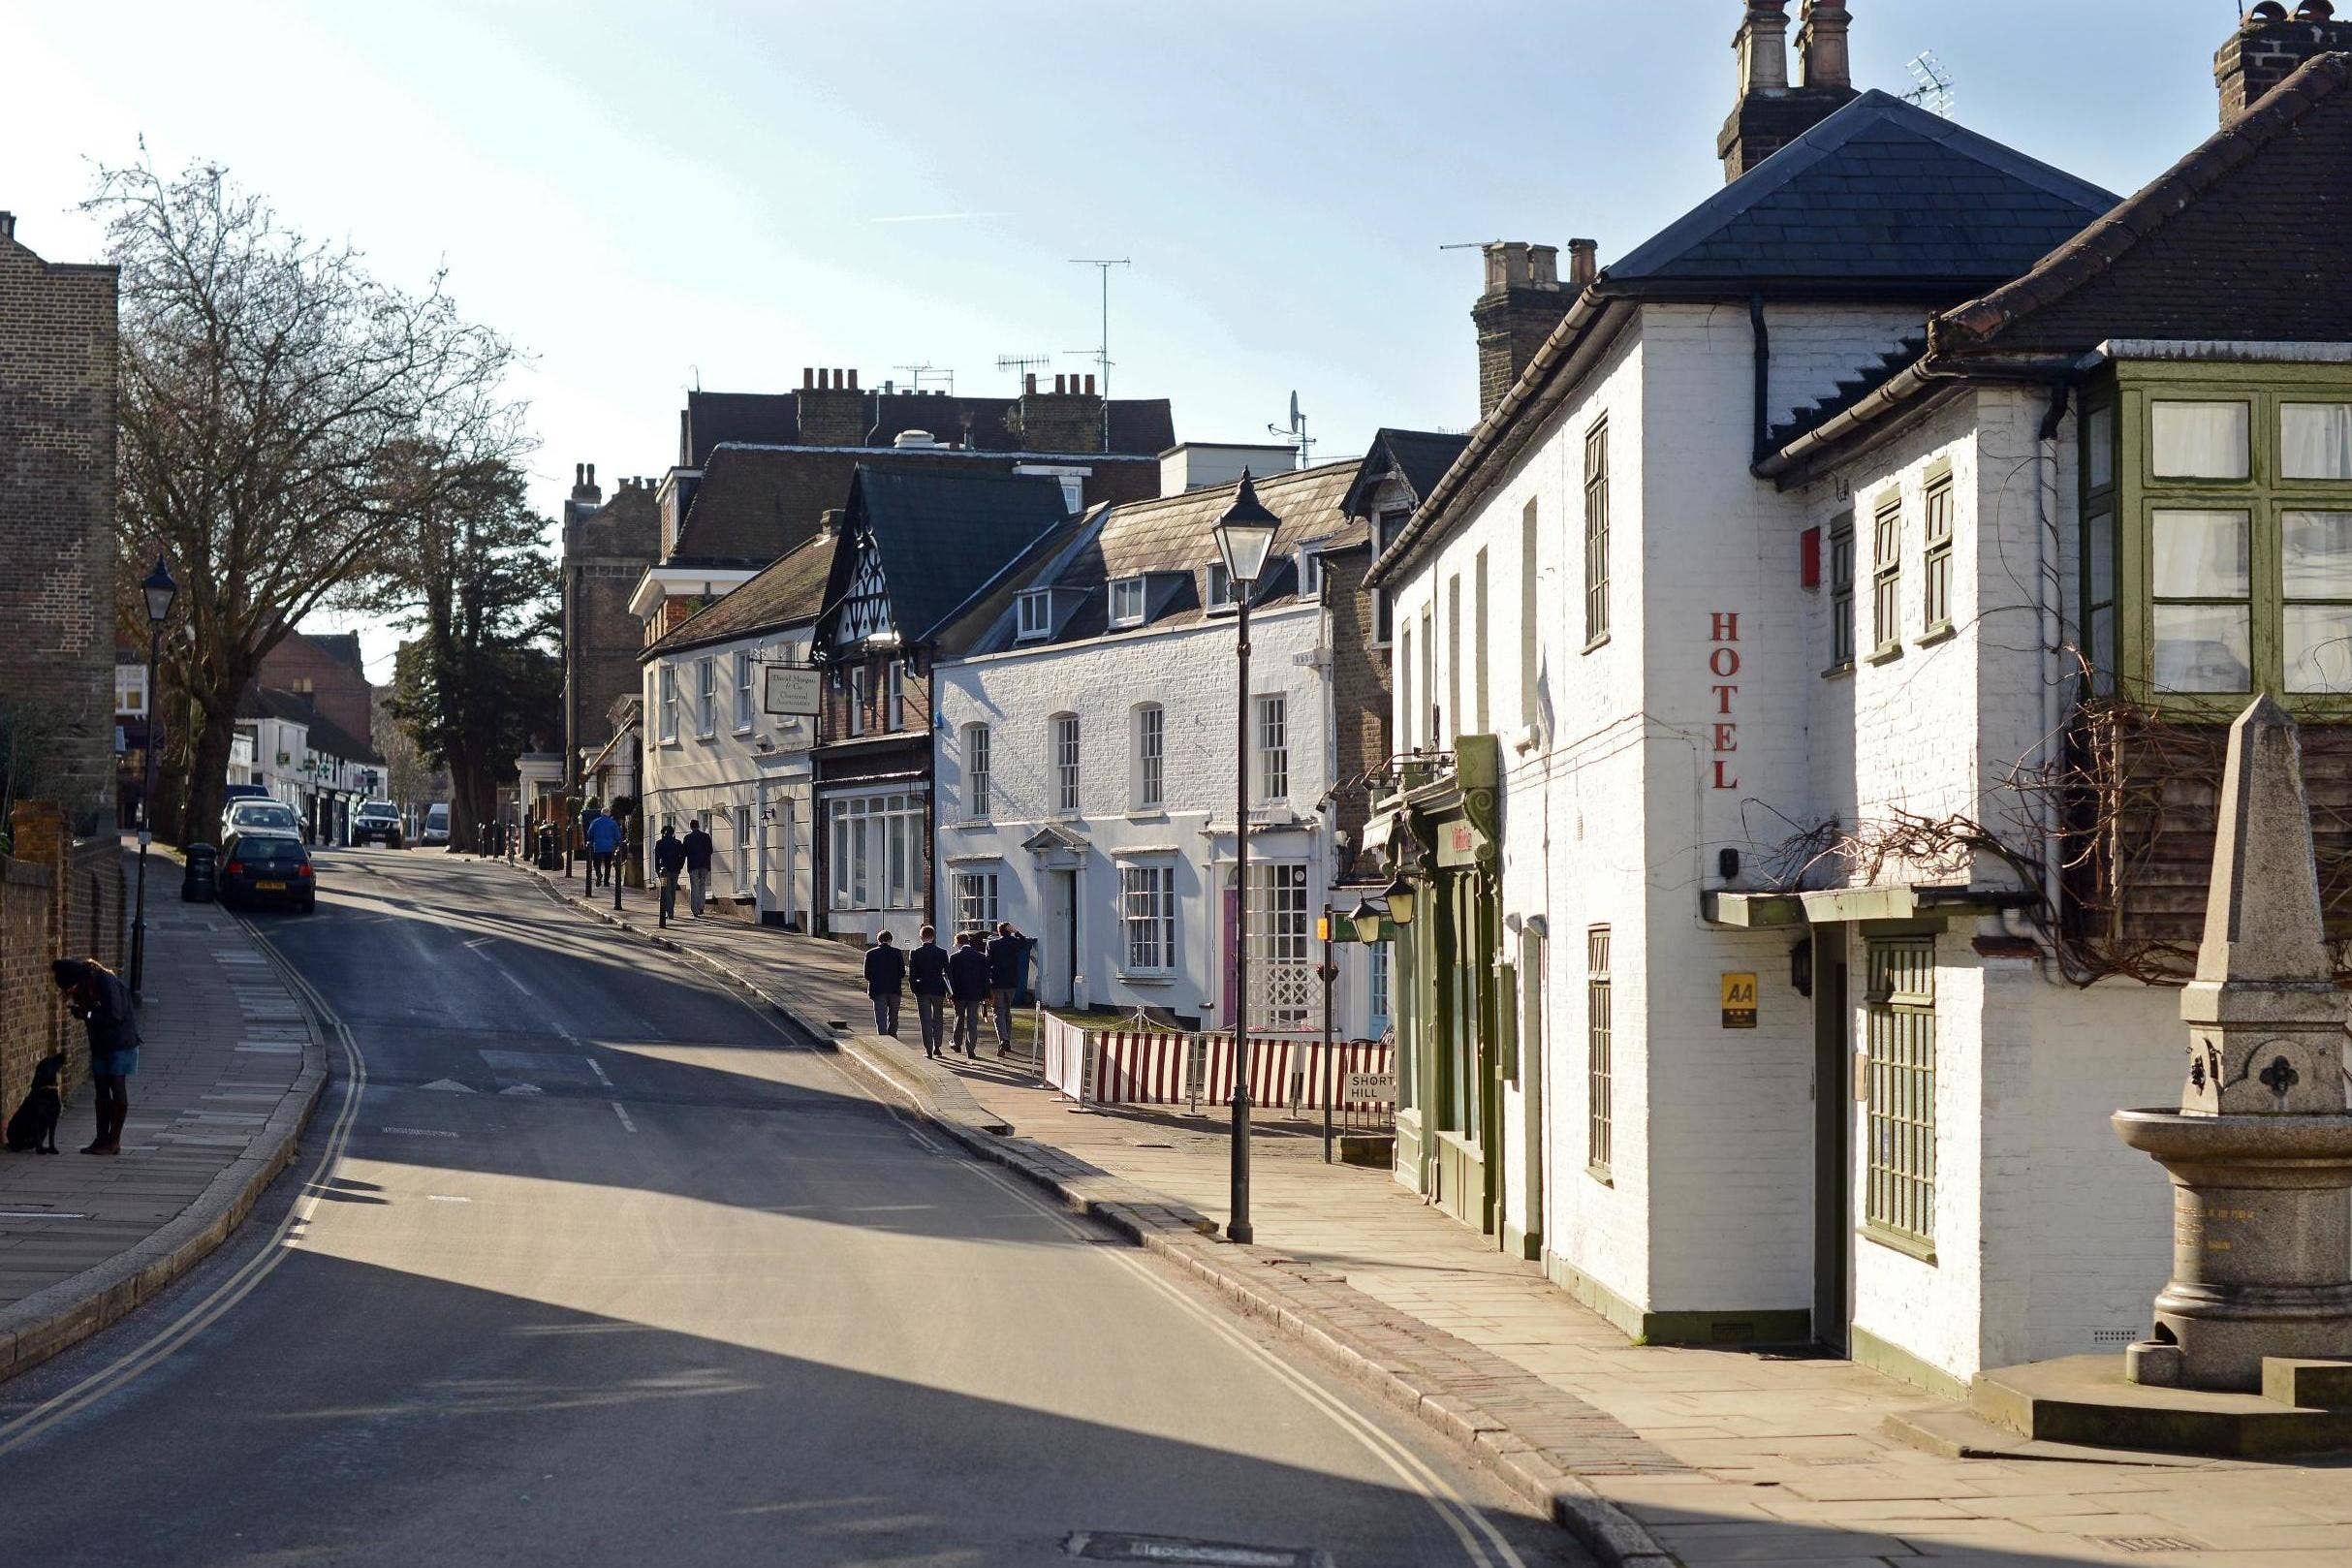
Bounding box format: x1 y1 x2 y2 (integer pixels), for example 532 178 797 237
4 1 2250 674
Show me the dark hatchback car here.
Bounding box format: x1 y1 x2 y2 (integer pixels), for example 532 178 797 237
220 831 317 913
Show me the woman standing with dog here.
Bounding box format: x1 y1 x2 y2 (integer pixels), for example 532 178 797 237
51 957 139 1156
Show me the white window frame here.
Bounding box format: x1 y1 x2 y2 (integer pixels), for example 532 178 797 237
734 802 753 894
1109 576 1146 627
1297 550 1322 599
828 791 924 913
1053 712 1081 815
696 656 717 737
848 664 866 737
1018 590 1052 641
1254 693 1288 803
1120 862 1177 975
1205 562 1234 612
734 649 756 733
963 722 992 821
1134 704 1165 810
888 658 906 732
955 871 999 937
659 664 679 744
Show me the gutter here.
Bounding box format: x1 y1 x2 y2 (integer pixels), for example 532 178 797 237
1754 350 2080 486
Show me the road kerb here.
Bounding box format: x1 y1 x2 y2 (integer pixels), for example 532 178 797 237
517 863 1679 1568
0 925 328 1387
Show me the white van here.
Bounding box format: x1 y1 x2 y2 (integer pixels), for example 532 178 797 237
421 802 451 846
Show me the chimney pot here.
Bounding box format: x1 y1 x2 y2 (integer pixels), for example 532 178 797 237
575 462 584 486
2252 0 2289 16
2217 0 2352 120
1084 373 1096 394
1025 373 1037 393
1568 237 1600 288
1735 1 1792 96
847 368 859 391
802 366 814 390
0 211 16 241
587 463 596 487
1797 0 1851 91
2298 1 2336 20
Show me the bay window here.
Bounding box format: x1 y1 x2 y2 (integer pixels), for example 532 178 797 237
828 792 924 912
2085 374 2352 706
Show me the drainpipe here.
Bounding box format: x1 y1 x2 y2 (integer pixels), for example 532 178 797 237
1749 293 1772 466
2033 385 2072 962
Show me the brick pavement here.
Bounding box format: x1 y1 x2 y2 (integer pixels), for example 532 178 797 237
0 864 322 1380
528 870 2352 1567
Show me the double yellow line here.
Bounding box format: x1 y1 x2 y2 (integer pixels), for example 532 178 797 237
0 923 366 1456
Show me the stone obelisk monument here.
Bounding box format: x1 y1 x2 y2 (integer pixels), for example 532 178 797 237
2116 696 2352 1392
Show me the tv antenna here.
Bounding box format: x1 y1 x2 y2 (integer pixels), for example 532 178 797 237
893 362 954 394
995 352 1054 389
1069 257 1129 449
1269 391 1314 471
1902 51 1955 117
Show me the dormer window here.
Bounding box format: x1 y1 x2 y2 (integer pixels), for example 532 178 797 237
1017 589 1052 641
1297 550 1322 598
1109 577 1145 627
1205 563 1234 612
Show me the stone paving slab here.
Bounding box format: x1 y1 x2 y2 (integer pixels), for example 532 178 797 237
0 850 326 1382
520 866 2352 1566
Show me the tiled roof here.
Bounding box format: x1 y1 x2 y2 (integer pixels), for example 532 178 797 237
679 388 1176 468
940 461 1354 655
643 532 834 658
1767 335 1927 452
1340 428 1469 517
303 632 366 674
1612 90 2117 287
842 467 1075 645
235 686 384 765
1933 52 2352 355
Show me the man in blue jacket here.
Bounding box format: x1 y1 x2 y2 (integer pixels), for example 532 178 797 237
948 931 992 1059
585 808 622 888
906 925 951 1058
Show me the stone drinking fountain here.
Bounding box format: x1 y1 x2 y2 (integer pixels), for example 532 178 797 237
2115 695 2352 1393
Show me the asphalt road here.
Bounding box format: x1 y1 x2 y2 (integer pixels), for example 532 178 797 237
0 847 1584 1568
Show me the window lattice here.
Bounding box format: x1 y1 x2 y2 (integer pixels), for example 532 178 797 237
1866 937 1937 1244
1587 925 1612 1173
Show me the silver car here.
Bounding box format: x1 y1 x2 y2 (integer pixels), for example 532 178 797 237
221 799 304 842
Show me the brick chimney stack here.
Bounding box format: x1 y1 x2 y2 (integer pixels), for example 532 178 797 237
1718 0 1858 182
1567 237 1599 290
1008 370 1106 453
571 462 601 504
2216 2 2352 123
1472 241 1566 419
798 366 867 446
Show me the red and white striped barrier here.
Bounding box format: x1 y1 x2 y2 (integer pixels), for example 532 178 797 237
1081 1030 1394 1113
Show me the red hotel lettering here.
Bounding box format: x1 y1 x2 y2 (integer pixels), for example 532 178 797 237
1709 612 1740 790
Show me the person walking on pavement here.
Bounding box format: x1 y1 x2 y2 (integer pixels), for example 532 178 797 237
585 807 622 888
948 930 992 1059
863 930 905 1036
652 823 687 925
987 921 1026 1058
51 957 138 1157
682 818 715 916
907 925 950 1058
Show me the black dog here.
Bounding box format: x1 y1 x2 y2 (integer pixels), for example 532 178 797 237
6 1052 64 1154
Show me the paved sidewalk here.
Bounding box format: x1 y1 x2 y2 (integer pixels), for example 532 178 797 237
0 860 325 1381
529 870 2352 1567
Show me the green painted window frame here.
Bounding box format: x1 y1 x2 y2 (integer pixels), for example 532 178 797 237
1921 462 1955 637
1583 419 1611 648
1826 511 1855 674
1863 935 1936 1253
1869 490 1902 659
1586 924 1612 1178
2084 362 2352 717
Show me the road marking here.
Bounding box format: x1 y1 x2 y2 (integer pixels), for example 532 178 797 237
427 1195 471 1204
418 1078 478 1093
0 919 367 1458
0 1211 87 1220
611 1102 638 1134
382 1126 459 1139
587 1056 613 1088
498 1082 544 1097
961 1161 1523 1568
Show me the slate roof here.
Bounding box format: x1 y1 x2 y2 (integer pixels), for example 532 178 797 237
828 467 1075 649
668 441 1162 569
1932 51 2352 356
304 632 366 675
679 388 1176 468
1340 428 1470 518
1766 335 1926 452
939 461 1355 656
1612 90 2118 288
235 686 384 765
643 532 835 659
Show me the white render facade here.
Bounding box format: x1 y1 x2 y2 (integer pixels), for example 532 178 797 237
931 465 1383 1039
639 625 816 925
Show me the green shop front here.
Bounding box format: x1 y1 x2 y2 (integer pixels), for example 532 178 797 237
1374 736 1504 1237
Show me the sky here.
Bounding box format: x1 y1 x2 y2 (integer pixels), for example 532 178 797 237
3 0 2255 680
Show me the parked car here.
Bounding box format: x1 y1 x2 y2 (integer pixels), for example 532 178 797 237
219 831 316 912
221 799 304 842
421 802 451 846
352 800 404 848
223 783 269 804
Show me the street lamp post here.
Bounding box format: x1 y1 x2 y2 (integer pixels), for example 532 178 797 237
130 557 176 997
1318 905 1340 1164
1212 474 1280 1245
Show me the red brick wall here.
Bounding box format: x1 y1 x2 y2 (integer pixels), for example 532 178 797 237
257 632 374 744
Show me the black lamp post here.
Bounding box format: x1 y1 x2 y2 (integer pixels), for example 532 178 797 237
1318 904 1341 1164
1212 473 1280 1245
130 556 176 996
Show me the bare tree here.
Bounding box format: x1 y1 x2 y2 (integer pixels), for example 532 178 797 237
92 155 524 843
